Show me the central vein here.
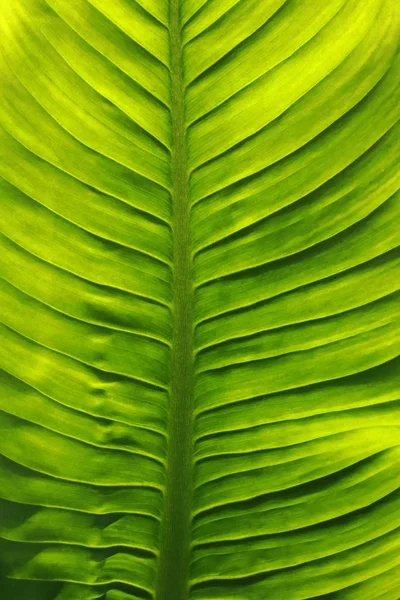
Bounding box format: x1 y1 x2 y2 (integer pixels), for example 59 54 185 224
156 1 194 598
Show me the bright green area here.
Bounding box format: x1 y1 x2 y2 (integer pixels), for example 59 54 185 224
0 0 399 599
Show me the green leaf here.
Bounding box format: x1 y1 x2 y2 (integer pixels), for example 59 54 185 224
0 0 399 599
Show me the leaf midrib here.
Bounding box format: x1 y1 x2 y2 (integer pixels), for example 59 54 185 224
156 1 194 598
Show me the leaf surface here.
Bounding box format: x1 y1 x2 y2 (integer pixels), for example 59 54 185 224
0 0 399 599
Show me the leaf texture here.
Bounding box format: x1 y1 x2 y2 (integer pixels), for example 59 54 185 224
0 0 399 599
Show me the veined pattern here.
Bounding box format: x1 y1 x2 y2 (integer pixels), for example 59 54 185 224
0 0 399 599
